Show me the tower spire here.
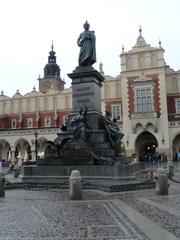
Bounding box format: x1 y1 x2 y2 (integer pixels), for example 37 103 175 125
159 39 162 48
139 25 142 36
51 40 54 51
48 41 56 64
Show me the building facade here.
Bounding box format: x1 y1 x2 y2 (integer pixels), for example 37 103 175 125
0 30 180 163
0 43 71 162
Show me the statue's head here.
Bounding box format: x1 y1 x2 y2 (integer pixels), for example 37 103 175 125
83 21 90 30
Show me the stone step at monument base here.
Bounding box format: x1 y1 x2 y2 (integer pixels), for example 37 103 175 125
87 180 155 192
37 157 95 166
5 178 155 193
20 162 146 183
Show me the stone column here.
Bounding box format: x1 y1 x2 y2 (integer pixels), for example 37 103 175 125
11 148 15 163
69 170 82 200
31 140 35 161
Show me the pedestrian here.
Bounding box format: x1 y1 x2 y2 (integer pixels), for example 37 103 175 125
0 153 4 171
144 154 149 167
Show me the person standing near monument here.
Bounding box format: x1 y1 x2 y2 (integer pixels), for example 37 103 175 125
0 153 3 171
77 21 96 67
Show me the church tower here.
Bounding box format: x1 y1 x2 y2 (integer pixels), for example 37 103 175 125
38 42 65 93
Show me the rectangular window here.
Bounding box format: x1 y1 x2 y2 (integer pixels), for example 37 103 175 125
11 119 17 129
45 116 51 127
111 104 122 120
176 99 180 114
135 88 152 113
27 118 33 128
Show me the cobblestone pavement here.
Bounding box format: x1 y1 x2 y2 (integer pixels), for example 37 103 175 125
1 163 180 239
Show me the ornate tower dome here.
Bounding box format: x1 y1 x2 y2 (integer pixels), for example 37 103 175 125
44 42 60 78
38 42 65 93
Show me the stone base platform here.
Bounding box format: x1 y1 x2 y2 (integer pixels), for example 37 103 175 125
20 162 145 184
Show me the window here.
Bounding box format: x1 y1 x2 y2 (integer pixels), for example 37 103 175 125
11 119 17 129
45 116 51 127
27 118 33 128
176 99 180 114
135 88 152 112
111 104 122 120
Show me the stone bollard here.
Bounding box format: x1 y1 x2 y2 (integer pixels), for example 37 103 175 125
167 161 174 178
156 168 168 195
69 170 82 200
0 172 5 197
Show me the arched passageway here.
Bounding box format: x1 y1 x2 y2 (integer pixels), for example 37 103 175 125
172 133 180 160
0 138 11 161
135 131 158 161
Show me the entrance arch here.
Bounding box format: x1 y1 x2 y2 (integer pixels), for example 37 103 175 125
135 131 158 161
172 133 180 160
0 138 11 161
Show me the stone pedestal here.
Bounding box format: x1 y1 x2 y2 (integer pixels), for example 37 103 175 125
69 170 82 200
0 172 5 197
68 66 104 113
156 168 168 195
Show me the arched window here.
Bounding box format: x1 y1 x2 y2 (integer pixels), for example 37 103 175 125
11 119 17 129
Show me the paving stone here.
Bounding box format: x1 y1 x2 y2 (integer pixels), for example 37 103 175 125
0 190 151 240
2 164 180 240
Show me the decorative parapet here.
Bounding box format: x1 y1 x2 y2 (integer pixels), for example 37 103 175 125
0 127 60 136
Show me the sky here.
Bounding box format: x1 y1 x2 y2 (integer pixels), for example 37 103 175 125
0 0 180 96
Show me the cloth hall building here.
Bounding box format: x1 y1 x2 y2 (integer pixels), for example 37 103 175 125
0 29 180 163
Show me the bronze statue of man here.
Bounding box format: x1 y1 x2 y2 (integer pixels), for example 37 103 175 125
77 21 96 67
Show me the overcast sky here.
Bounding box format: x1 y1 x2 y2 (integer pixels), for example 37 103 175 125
0 0 180 96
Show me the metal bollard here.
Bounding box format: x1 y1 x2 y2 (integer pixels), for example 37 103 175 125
69 170 82 200
156 168 168 195
0 172 5 197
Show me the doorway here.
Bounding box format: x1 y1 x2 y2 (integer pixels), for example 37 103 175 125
135 131 158 161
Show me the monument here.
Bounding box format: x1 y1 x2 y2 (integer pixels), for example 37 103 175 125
21 22 145 186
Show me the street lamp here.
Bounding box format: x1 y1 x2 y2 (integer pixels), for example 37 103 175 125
34 130 38 162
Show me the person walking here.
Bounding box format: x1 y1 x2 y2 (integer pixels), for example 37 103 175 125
0 153 4 171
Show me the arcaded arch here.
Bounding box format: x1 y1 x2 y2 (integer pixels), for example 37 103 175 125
172 132 180 160
37 137 48 152
0 138 11 159
135 131 158 161
135 123 144 133
14 138 31 158
146 122 154 132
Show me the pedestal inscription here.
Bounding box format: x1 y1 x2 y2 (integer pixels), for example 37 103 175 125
73 82 100 111
68 66 104 112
